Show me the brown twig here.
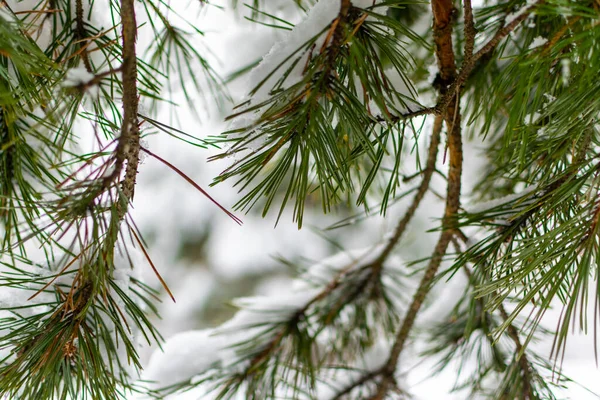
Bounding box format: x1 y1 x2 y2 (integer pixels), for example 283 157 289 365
375 106 437 124
368 0 463 397
541 15 581 56
435 0 544 118
70 67 123 94
69 0 141 308
117 0 140 211
75 0 92 73
330 369 383 400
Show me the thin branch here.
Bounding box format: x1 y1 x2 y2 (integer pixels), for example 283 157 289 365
330 369 382 400
70 66 123 94
326 107 445 400
370 0 464 396
541 15 581 55
373 115 443 267
75 0 92 73
65 0 141 314
435 0 543 118
473 1 544 63
117 0 141 211
375 106 438 124
460 262 534 399
498 304 534 399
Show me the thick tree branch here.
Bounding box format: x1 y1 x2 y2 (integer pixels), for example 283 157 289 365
463 0 476 64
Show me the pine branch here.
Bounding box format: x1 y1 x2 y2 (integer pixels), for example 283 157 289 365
326 115 444 400
473 1 544 63
212 2 428 223
435 0 544 118
368 0 464 397
381 0 544 125
541 15 582 55
199 119 446 394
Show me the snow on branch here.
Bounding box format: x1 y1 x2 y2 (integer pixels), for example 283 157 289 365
144 244 407 398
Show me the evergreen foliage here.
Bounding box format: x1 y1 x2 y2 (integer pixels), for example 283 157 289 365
0 0 599 399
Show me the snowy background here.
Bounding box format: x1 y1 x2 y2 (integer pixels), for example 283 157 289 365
124 1 600 399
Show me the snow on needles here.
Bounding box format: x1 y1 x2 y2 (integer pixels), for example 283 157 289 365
228 0 396 149
529 36 548 49
226 0 342 148
143 243 407 393
505 0 536 26
144 329 227 388
245 0 341 106
245 0 384 106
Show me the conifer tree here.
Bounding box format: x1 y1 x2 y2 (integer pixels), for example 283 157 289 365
1 0 599 399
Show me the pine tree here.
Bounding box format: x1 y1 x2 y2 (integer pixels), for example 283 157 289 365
1 0 599 399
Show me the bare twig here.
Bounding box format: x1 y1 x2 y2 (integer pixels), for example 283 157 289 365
375 106 438 124
463 0 476 64
330 369 382 400
75 0 92 73
118 0 140 210
70 67 123 94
